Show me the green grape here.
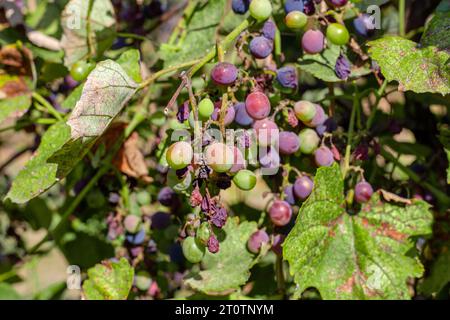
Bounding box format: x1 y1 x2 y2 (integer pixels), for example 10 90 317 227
70 61 95 82
198 98 215 120
136 191 151 205
298 128 320 154
182 236 205 263
166 141 193 170
294 100 316 122
285 11 307 30
249 0 272 21
135 271 152 291
196 222 211 244
233 169 257 191
326 23 350 45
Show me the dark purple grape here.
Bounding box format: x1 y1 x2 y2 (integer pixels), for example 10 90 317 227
284 0 304 13
279 131 300 155
249 36 273 59
210 207 227 228
284 184 296 205
355 181 374 203
207 235 220 253
247 230 270 253
353 14 375 37
314 146 335 167
316 124 327 136
211 62 238 86
234 102 254 126
151 212 171 230
157 187 176 206
259 147 280 170
144 0 167 18
303 0 316 15
302 29 325 54
232 0 250 14
271 234 285 256
326 0 348 7
269 200 292 226
177 101 190 123
276 66 298 89
294 176 314 200
335 54 351 80
126 228 146 245
169 243 184 264
261 20 276 40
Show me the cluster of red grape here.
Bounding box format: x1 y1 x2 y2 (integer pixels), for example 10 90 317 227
159 0 375 262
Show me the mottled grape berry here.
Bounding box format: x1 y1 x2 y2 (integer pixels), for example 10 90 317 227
247 230 270 253
234 102 254 126
276 66 298 89
335 54 351 80
249 36 273 59
355 181 374 203
261 20 276 40
207 235 220 253
211 62 238 85
232 0 250 14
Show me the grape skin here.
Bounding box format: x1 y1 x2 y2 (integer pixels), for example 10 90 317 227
253 118 279 147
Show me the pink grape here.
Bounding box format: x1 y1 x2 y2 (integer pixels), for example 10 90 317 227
245 91 271 120
247 229 270 253
211 62 238 86
253 118 278 147
269 200 292 226
314 146 335 167
294 176 314 200
355 181 374 203
301 29 325 54
305 104 327 127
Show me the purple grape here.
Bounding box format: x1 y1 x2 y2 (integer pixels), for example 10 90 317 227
247 230 270 253
314 146 335 167
249 36 273 59
232 0 250 14
302 29 325 54
303 0 315 15
279 131 300 155
355 181 374 203
353 14 376 37
259 147 280 170
284 0 304 13
253 118 278 146
261 20 276 40
335 54 351 80
157 187 176 206
211 104 235 126
169 243 184 264
126 228 146 245
284 184 296 205
269 200 292 226
245 92 271 120
211 62 238 86
177 101 190 123
234 102 254 126
151 212 171 230
210 207 227 228
305 105 327 127
326 0 348 8
276 66 298 89
294 176 314 200
316 124 327 136
271 234 285 256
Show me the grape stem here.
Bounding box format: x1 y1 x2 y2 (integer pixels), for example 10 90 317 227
399 0 406 37
32 92 63 121
342 84 359 179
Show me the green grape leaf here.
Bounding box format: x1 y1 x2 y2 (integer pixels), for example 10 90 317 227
420 0 450 51
61 84 83 110
0 95 31 124
368 36 450 95
297 45 371 82
159 0 226 68
283 164 433 300
83 257 134 300
0 283 21 300
116 49 142 83
5 60 137 204
419 246 450 296
60 0 116 67
185 217 258 295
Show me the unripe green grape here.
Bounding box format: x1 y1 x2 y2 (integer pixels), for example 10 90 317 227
326 23 350 45
196 222 211 245
298 128 320 154
249 0 272 21
205 142 234 173
182 236 205 263
134 271 152 291
294 100 316 122
70 61 95 82
166 141 193 170
198 98 215 120
285 11 307 30
233 169 257 191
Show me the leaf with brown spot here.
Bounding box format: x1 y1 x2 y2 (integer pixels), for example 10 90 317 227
283 164 433 300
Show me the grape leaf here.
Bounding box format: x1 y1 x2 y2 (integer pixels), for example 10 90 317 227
0 95 31 124
297 45 371 82
5 60 137 204
420 0 450 52
368 36 450 95
185 217 258 295
60 0 116 67
159 0 226 68
419 246 450 296
0 283 21 300
283 164 433 300
83 257 134 300
116 49 142 83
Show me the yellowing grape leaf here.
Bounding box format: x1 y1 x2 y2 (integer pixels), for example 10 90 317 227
368 36 450 95
283 164 433 300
